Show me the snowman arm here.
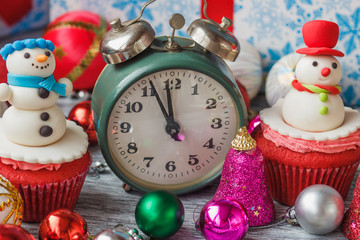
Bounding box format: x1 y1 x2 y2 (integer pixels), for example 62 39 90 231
58 78 73 96
0 83 11 102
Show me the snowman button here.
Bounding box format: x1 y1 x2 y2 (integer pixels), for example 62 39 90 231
40 112 50 121
40 126 53 137
38 87 50 99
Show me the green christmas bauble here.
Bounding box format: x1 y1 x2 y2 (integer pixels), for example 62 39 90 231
135 190 184 239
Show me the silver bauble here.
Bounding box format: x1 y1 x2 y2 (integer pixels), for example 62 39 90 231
294 184 344 235
93 224 143 240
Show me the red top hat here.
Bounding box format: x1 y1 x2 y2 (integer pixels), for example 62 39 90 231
296 20 344 57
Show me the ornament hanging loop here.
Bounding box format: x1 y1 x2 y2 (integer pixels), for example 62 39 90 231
285 206 298 225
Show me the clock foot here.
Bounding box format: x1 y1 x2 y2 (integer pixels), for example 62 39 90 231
122 183 133 192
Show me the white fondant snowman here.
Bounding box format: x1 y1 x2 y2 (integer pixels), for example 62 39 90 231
0 38 72 146
282 20 345 132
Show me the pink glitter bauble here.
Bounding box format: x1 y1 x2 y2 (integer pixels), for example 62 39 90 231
342 174 360 239
196 199 249 240
214 147 276 226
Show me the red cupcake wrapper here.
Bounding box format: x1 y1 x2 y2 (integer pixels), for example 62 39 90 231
17 161 90 222
265 160 359 206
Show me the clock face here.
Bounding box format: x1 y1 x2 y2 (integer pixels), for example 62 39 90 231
107 69 239 192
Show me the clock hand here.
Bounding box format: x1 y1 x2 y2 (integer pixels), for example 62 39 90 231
149 80 182 141
166 84 174 118
164 84 184 141
149 80 169 119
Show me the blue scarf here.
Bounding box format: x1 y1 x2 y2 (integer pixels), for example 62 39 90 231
7 73 66 96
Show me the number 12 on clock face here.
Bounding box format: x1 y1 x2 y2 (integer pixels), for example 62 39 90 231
106 69 240 193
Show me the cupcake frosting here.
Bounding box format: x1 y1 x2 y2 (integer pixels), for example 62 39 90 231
260 100 360 141
0 120 88 164
262 123 360 154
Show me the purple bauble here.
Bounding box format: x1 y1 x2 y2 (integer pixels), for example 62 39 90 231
196 199 249 240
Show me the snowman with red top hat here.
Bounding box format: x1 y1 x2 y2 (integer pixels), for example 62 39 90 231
282 20 345 132
0 38 72 146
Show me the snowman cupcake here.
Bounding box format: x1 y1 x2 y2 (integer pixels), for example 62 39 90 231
0 38 91 222
253 20 360 206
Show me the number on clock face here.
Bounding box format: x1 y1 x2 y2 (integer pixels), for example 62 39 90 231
107 69 239 189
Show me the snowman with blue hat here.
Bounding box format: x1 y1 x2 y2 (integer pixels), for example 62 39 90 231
0 38 72 146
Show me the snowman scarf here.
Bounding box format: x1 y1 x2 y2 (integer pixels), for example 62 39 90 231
292 79 341 95
7 73 66 96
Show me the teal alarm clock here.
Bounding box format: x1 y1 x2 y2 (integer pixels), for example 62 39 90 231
91 0 247 194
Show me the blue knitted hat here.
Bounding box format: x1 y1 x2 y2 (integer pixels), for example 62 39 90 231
0 38 55 61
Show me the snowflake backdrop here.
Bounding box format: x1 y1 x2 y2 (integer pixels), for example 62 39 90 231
50 0 360 106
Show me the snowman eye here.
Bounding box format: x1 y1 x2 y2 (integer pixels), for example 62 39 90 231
312 61 318 67
24 52 30 59
45 51 51 57
332 63 337 69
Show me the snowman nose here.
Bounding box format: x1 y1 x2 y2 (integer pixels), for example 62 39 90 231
321 67 331 77
36 54 48 63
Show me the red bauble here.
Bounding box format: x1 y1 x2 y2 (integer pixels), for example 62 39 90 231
236 80 251 112
68 101 97 145
42 11 109 91
0 224 35 240
38 209 89 240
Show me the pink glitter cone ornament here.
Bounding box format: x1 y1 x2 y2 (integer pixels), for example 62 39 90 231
196 198 249 240
214 126 276 226
342 174 360 239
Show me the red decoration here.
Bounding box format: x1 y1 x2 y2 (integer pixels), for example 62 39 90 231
0 224 35 240
0 57 7 84
68 101 97 145
201 0 234 32
43 11 110 91
38 209 89 240
342 174 360 239
296 20 344 57
0 0 32 26
236 80 250 112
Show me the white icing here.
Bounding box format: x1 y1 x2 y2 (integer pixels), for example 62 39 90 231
1 46 73 146
282 54 345 132
8 86 59 110
0 120 88 164
265 53 302 106
295 55 342 86
2 105 66 146
226 38 262 99
6 48 56 78
282 89 345 132
0 83 11 102
261 100 360 141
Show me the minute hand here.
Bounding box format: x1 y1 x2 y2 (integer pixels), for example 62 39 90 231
149 80 169 119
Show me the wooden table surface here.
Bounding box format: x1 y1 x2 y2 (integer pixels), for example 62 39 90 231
19 96 355 240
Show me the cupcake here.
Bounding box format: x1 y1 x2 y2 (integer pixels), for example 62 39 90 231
0 38 90 221
253 20 360 206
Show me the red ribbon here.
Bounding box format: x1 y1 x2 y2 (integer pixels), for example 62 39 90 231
201 0 234 32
